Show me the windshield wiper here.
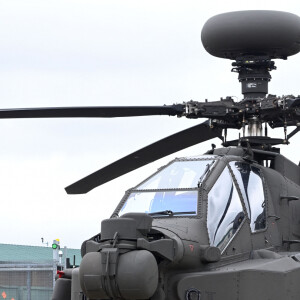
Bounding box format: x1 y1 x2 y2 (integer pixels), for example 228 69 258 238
148 210 196 217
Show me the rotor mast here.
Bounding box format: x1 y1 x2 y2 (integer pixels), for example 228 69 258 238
232 57 276 136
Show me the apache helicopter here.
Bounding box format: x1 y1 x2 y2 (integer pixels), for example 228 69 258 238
2 9 300 300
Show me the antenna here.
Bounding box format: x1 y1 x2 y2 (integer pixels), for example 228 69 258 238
41 237 49 247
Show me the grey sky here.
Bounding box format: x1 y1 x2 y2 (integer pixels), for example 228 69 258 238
0 0 299 248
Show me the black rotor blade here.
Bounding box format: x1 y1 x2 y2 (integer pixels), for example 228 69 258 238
0 105 184 119
65 121 222 194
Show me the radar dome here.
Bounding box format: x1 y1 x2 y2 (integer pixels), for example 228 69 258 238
201 10 300 60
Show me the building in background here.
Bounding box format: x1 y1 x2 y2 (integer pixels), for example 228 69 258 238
0 243 81 300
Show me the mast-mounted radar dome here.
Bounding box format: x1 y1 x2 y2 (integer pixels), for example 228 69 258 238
201 10 300 99
201 10 300 60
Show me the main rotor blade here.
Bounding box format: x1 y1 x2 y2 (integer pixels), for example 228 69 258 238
0 105 184 119
65 121 222 194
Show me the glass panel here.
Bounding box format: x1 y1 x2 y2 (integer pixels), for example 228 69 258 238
229 162 251 217
248 166 266 231
229 162 266 232
207 167 245 250
120 190 198 216
136 160 215 190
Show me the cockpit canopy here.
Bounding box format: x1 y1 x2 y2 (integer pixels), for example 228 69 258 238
119 157 216 216
117 155 266 252
207 162 265 250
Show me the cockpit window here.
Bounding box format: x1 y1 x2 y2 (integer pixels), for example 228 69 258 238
136 160 215 190
119 159 215 217
120 190 198 216
207 166 245 251
229 162 266 232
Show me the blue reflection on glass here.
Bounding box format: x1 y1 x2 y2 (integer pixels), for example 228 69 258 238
120 190 198 216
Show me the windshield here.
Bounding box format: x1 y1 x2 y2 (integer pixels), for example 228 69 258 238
120 190 198 216
119 159 215 216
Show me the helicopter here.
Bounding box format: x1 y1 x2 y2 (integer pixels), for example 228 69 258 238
2 9 300 300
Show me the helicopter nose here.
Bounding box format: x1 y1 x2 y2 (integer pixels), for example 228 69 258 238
79 214 159 299
79 250 158 299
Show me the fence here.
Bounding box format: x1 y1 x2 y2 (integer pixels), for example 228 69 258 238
0 261 54 300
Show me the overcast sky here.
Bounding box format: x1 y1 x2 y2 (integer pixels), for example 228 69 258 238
0 0 300 249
